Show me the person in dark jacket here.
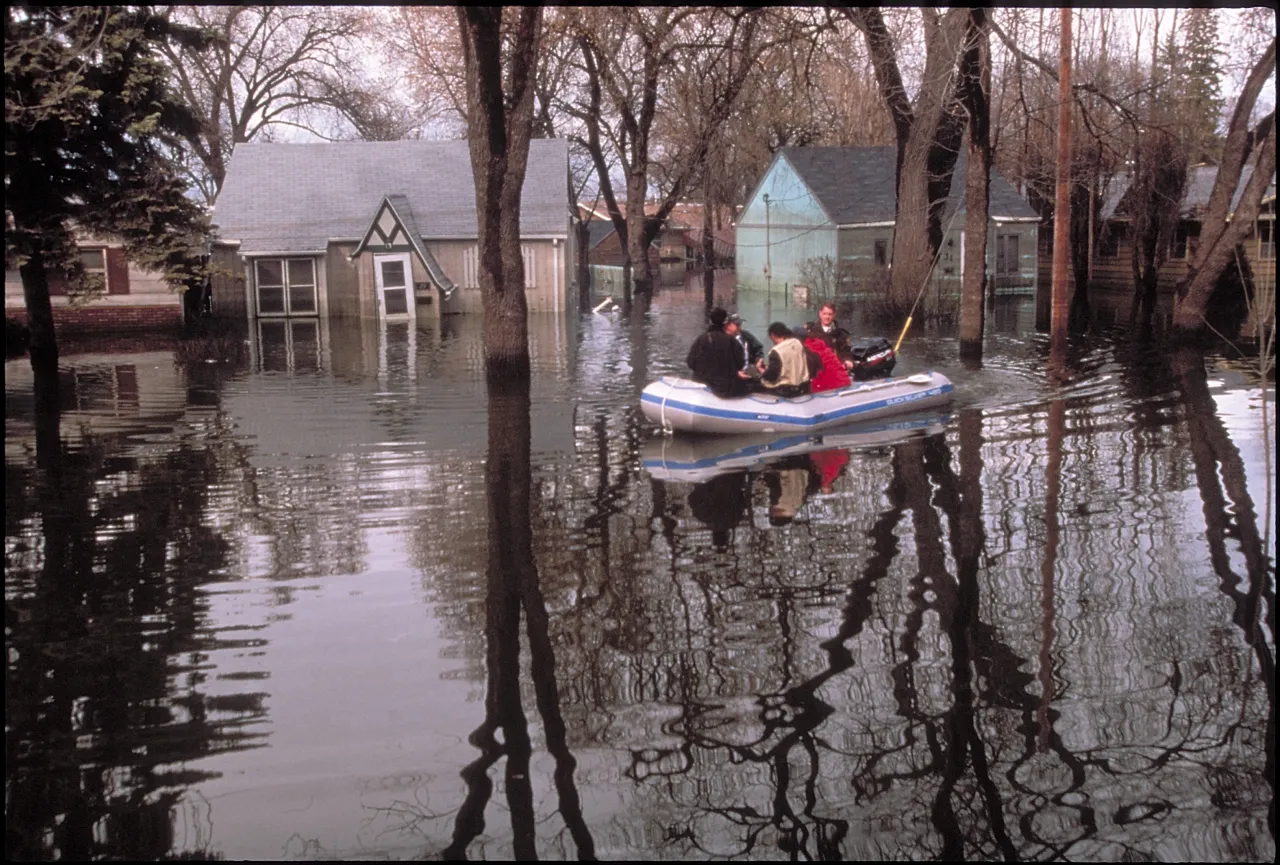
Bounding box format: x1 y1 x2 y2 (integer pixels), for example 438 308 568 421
687 307 751 398
724 313 764 371
809 301 854 370
688 470 750 548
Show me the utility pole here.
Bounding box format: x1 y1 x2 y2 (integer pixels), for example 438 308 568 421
763 193 772 299
1050 8 1073 352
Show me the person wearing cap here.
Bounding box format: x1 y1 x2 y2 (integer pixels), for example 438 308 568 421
724 313 764 371
686 307 752 398
752 321 819 398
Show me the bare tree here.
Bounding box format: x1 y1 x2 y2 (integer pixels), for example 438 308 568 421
564 7 769 295
842 7 971 315
159 5 414 202
958 9 991 355
457 6 542 380
1172 37 1276 337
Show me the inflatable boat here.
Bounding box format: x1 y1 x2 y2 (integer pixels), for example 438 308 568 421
640 372 954 435
642 413 949 483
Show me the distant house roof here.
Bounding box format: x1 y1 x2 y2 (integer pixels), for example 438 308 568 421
586 219 616 250
213 139 569 254
774 146 1039 226
1100 164 1277 221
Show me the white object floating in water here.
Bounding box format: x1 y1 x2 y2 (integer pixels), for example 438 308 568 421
593 296 619 314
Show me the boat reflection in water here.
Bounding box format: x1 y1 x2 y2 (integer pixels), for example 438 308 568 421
648 413 949 551
642 412 949 483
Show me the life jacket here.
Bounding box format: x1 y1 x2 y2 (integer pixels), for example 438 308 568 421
762 338 810 390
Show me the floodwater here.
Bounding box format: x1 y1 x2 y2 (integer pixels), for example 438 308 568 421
5 276 1275 861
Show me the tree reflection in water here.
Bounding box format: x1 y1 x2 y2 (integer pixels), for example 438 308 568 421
623 373 1272 860
1172 348 1275 841
5 391 264 861
443 376 596 860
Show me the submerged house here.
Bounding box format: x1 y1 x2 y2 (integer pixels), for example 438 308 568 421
735 146 1039 294
4 237 188 334
1091 164 1276 291
209 139 573 324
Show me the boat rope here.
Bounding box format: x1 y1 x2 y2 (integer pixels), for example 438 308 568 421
659 382 673 435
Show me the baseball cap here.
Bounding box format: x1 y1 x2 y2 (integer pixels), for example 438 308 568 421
727 313 744 324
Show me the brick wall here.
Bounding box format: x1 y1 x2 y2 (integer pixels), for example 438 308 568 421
6 305 183 335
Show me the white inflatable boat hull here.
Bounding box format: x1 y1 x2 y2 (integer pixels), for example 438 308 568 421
640 372 954 435
642 414 949 483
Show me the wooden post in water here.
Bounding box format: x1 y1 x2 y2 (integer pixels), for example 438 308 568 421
1050 8 1073 351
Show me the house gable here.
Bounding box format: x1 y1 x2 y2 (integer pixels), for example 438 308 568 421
739 153 834 227
351 194 457 299
743 146 1036 228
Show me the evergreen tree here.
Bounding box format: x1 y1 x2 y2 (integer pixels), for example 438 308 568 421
5 6 210 369
1178 8 1225 164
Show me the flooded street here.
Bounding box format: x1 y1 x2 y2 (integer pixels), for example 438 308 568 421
5 281 1275 861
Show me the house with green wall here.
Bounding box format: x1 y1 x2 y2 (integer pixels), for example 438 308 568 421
735 147 1040 296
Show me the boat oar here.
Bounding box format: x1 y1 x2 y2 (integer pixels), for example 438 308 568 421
892 205 963 354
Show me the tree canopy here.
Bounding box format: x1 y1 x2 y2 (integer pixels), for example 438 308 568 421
6 4 212 362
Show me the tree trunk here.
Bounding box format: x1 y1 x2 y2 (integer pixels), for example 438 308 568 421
702 191 716 269
1173 119 1277 335
19 248 59 373
458 7 542 381
959 10 990 357
1171 37 1276 336
626 174 654 294
574 217 592 309
846 7 970 315
1068 180 1091 331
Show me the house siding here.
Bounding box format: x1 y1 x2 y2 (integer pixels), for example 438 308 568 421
326 244 363 319
988 223 1039 291
220 235 569 321
6 239 186 333
737 155 837 292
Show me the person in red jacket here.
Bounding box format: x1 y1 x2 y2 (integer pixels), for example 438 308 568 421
801 325 852 392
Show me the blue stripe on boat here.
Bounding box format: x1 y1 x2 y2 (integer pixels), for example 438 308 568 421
641 383 953 428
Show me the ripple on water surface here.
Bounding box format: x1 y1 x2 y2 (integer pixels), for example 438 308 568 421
4 298 1275 861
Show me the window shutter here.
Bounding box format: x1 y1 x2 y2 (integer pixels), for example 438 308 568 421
463 246 479 289
106 248 131 294
521 245 535 288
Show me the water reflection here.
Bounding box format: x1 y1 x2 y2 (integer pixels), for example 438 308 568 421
6 375 265 860
3 292 1275 861
443 377 594 860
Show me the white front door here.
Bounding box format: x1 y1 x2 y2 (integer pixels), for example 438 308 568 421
374 253 415 321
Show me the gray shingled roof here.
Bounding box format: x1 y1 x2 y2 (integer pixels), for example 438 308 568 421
586 219 616 250
777 146 1038 225
1101 164 1276 221
212 139 569 253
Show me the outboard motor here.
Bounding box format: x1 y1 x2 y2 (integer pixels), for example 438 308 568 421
850 337 896 380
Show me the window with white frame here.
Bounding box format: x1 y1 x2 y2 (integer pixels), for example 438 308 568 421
995 234 1020 275
521 244 535 289
255 257 318 316
1257 219 1274 260
463 245 480 289
79 248 109 291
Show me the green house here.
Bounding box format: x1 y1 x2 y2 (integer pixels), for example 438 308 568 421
735 147 1040 295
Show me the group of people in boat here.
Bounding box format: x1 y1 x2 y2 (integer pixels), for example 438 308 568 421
686 302 856 399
